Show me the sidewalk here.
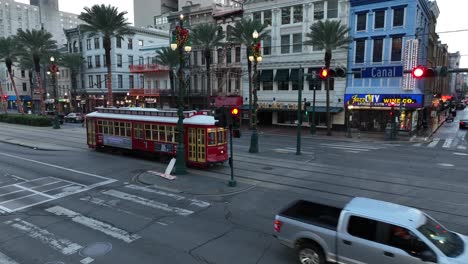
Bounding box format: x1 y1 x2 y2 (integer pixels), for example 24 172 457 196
0 135 69 151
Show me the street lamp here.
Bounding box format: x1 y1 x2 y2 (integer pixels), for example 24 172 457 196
347 105 353 138
170 13 191 174
47 56 60 129
248 30 262 153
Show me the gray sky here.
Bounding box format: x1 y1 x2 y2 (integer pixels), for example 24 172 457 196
16 0 466 67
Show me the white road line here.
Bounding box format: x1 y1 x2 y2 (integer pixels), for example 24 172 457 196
325 146 370 151
5 218 82 255
412 143 422 147
103 189 194 216
79 196 152 221
275 148 315 155
320 144 383 150
0 251 19 264
428 138 440 148
45 206 141 243
13 184 56 199
0 152 116 181
0 205 11 213
457 145 467 150
442 139 453 148
125 185 210 208
343 150 361 153
80 257 94 264
453 152 468 156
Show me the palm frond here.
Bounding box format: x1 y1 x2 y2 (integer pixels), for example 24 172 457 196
78 4 134 39
155 47 179 68
227 18 268 47
191 23 225 51
304 20 352 51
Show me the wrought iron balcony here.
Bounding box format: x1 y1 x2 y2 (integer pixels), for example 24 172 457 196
129 64 170 73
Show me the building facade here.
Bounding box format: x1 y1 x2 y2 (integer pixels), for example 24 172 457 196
244 0 349 129
448 51 461 99
133 0 178 28
346 0 438 135
64 26 170 113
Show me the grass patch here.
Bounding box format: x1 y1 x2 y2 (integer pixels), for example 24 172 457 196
0 113 52 127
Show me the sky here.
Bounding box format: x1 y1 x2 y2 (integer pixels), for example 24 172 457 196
15 0 467 67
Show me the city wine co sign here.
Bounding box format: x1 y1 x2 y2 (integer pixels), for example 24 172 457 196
344 94 423 108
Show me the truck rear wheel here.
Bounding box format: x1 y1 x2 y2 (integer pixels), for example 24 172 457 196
298 243 324 264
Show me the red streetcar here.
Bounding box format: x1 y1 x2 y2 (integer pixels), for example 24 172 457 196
85 107 228 166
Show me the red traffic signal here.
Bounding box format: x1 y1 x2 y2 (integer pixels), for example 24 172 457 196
231 107 239 116
2 95 7 100
319 68 329 79
412 66 425 78
389 101 396 108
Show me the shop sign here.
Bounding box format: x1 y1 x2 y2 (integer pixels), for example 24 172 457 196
145 98 157 103
344 94 423 108
103 135 132 149
361 66 403 78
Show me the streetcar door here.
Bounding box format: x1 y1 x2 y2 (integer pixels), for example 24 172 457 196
187 128 206 163
87 119 96 146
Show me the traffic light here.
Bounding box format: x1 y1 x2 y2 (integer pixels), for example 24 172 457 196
230 107 241 138
214 107 228 127
411 66 435 78
304 102 311 116
318 67 347 79
319 68 329 79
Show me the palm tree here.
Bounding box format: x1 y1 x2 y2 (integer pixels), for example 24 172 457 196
191 23 225 108
78 4 134 108
58 53 85 112
228 18 268 128
0 37 24 113
155 47 179 107
15 29 57 115
304 20 351 136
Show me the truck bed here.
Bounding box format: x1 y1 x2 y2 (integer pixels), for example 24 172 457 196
279 200 342 230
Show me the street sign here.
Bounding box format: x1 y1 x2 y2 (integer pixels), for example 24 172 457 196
361 66 403 78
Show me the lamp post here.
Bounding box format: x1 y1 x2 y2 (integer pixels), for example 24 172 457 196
248 30 262 153
347 105 353 138
171 14 191 175
296 67 304 155
47 56 60 129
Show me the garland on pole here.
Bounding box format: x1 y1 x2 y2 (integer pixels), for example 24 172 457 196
175 25 189 46
251 42 261 58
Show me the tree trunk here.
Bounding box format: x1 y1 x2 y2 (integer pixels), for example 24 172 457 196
324 50 332 136
0 82 8 114
36 71 46 115
205 49 211 109
246 47 252 129
169 70 175 107
70 70 77 112
6 60 24 114
104 37 113 108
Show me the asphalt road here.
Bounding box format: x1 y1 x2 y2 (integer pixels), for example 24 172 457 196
0 112 468 264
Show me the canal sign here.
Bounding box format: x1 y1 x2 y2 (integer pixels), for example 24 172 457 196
361 66 403 78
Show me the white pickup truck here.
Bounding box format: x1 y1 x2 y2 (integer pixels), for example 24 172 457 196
274 197 468 264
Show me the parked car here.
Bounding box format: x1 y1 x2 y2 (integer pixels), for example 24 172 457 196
44 111 64 124
460 119 468 129
274 197 468 264
64 113 84 123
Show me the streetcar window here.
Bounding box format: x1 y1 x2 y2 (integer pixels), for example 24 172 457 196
159 126 166 142
145 124 152 140
208 129 216 146
97 120 103 133
217 129 225 145
134 123 143 139
151 125 158 141
167 126 175 142
126 123 131 137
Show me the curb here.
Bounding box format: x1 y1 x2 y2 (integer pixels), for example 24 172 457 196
0 139 67 151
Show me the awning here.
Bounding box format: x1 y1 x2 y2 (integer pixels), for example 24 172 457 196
20 95 32 101
306 68 322 80
306 106 343 113
289 69 303 81
7 96 16 101
260 70 273 82
274 69 289 81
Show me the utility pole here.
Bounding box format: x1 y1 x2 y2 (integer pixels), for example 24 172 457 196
296 67 303 155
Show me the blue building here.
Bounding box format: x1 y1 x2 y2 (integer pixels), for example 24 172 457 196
345 0 437 134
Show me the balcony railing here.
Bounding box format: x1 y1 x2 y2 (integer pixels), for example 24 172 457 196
129 64 170 73
129 88 172 96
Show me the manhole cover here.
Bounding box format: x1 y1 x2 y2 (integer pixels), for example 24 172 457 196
62 186 83 192
79 242 113 258
262 167 273 170
45 262 65 264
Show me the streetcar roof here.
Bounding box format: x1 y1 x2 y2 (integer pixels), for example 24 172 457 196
86 111 217 125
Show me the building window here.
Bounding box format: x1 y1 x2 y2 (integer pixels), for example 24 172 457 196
292 33 302 53
21 70 25 78
103 55 106 66
226 48 231 64
86 39 91 50
22 82 27 91
235 78 240 92
314 2 324 20
391 37 402 61
202 54 205 65
193 75 198 92
129 75 134 88
263 35 271 55
393 7 404 27
88 75 94 87
253 12 261 22
281 7 291 25
139 56 144 65
327 0 338 18
293 5 303 23
264 10 272 26
217 48 223 64
373 38 383 63
87 56 92 68
375 10 385 29
96 75 101 88
95 55 101 67
117 54 122 67
281 35 290 54
118 75 123 88
116 38 122 48
128 38 133 49
193 51 198 65
138 40 143 46
128 55 133 66
94 37 100 49
235 47 240 62
356 13 367 31
355 39 365 63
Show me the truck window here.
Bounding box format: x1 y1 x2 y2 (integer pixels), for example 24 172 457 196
382 223 433 258
347 216 377 241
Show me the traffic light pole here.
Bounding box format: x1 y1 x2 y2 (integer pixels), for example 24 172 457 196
228 124 236 187
296 67 303 155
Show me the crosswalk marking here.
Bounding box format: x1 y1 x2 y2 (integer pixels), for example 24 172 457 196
5 218 82 255
80 257 94 264
0 251 19 264
124 184 210 208
80 196 152 221
457 145 467 150
428 138 440 148
320 143 383 150
412 143 422 147
322 145 370 151
442 139 453 148
103 189 194 216
45 206 141 243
